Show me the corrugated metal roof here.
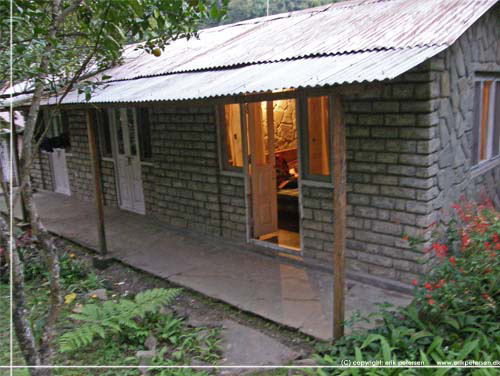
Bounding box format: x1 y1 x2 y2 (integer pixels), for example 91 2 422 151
51 47 445 104
97 0 497 81
3 0 498 106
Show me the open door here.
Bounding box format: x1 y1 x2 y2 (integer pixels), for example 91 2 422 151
247 101 278 238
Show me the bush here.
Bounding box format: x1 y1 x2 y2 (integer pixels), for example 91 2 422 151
315 199 500 375
16 230 103 292
59 288 182 352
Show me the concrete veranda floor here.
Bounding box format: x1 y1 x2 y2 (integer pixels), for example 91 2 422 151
8 191 412 340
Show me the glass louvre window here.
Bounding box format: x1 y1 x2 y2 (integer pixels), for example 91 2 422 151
473 79 500 165
307 96 330 176
222 104 243 169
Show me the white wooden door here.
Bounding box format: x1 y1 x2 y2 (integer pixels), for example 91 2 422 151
113 108 145 214
51 148 71 195
247 101 278 237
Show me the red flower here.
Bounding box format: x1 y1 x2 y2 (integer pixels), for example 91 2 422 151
436 244 448 259
425 294 431 299
495 243 500 251
484 242 490 249
428 299 435 305
432 243 441 251
461 233 469 250
482 293 490 300
424 282 433 291
411 279 417 286
402 234 409 241
492 234 498 243
484 268 491 274
449 256 456 266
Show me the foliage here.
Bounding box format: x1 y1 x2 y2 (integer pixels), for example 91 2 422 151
201 0 339 28
0 0 228 89
17 237 103 293
314 200 500 375
58 288 181 352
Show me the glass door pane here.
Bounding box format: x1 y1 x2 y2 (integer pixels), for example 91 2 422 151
126 108 137 157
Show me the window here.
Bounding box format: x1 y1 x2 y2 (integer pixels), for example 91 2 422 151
220 103 243 170
103 108 152 161
304 96 330 179
39 110 71 152
473 78 500 166
96 109 113 158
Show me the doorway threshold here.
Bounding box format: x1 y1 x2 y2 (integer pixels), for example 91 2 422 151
250 237 301 256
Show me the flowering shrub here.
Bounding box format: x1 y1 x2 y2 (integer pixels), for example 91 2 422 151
315 199 500 373
413 197 499 319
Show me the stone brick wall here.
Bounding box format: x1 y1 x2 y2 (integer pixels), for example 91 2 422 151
300 59 446 282
146 105 246 238
430 6 500 220
271 99 297 151
31 109 117 206
31 152 53 191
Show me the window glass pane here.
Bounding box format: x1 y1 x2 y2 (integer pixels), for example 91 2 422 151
127 108 137 156
115 109 125 155
223 104 243 168
479 81 492 162
493 81 500 157
307 96 330 176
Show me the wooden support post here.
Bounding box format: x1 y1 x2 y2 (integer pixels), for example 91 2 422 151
12 124 29 222
86 110 107 256
332 95 346 339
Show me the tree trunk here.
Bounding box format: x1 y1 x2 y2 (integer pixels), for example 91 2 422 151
0 216 46 376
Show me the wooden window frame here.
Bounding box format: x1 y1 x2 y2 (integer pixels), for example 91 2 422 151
218 103 244 173
472 76 500 169
299 95 333 182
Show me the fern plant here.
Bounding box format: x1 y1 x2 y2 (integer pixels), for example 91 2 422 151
59 288 181 352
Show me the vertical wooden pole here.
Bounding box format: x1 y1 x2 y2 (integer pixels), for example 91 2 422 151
12 124 29 222
332 95 346 339
86 110 107 255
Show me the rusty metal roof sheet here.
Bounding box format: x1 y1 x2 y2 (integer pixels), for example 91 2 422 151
97 0 497 81
3 0 498 106
50 47 444 104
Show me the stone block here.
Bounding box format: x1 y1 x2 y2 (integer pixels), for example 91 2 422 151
384 114 416 126
380 186 416 199
372 101 400 113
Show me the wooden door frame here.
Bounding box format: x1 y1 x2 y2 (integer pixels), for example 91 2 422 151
242 99 304 255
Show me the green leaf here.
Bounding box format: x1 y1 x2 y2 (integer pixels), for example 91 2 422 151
380 338 392 363
442 317 460 330
419 349 430 365
457 339 479 360
428 336 443 354
360 334 386 349
210 4 219 19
